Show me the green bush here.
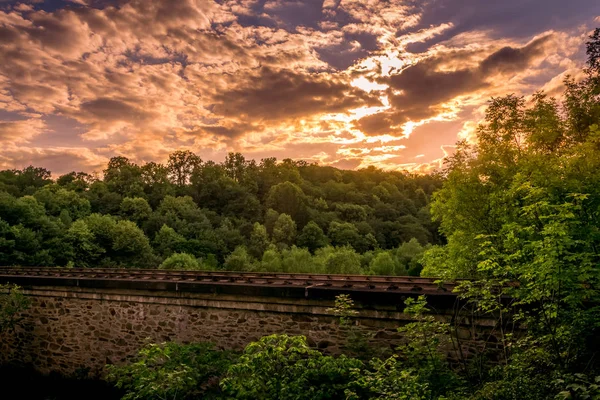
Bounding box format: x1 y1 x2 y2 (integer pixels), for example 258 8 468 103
220 334 362 400
0 283 30 333
106 342 235 400
159 252 200 270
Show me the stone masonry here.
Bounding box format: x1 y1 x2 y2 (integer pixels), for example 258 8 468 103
0 272 503 377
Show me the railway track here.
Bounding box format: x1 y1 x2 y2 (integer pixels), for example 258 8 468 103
0 266 456 295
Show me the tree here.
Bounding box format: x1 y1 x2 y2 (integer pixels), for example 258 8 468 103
259 246 283 272
223 152 247 183
221 335 361 400
266 182 308 225
280 246 317 273
107 342 234 400
111 220 155 268
33 187 91 220
264 208 279 236
248 222 269 259
395 238 427 276
328 221 361 249
56 171 95 192
335 203 368 222
215 218 244 256
0 284 30 333
167 150 202 187
15 166 52 194
152 224 186 257
140 162 174 208
369 252 397 276
87 181 123 215
224 246 255 271
297 221 328 253
66 219 105 268
316 246 363 274
159 252 200 270
150 195 211 239
272 213 296 247
419 30 600 398
103 157 144 198
586 27 600 75
120 197 152 225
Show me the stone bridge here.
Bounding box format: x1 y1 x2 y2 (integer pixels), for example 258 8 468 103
0 267 500 377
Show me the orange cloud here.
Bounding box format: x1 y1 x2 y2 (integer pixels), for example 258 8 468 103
0 0 597 174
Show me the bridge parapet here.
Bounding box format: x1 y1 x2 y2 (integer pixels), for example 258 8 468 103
0 268 498 377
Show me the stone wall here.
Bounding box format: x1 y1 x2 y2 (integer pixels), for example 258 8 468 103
0 284 502 377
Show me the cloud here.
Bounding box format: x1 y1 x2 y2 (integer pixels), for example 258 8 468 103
211 67 381 125
0 146 106 175
355 34 555 136
0 118 46 145
0 0 595 174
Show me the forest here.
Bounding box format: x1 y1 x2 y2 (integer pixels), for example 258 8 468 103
1 26 600 400
0 143 441 275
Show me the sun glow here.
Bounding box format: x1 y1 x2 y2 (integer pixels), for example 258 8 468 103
350 76 388 92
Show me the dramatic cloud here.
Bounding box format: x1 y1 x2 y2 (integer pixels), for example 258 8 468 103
0 0 598 174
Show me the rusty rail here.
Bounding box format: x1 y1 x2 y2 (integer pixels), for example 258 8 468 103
0 267 459 304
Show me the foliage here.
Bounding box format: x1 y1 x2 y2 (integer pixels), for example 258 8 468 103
0 151 441 270
328 294 374 359
346 356 431 400
397 296 463 397
220 334 362 400
328 294 358 326
0 284 30 333
97 30 600 400
421 28 600 399
297 221 328 253
271 213 297 247
159 253 201 270
106 342 234 400
316 245 363 274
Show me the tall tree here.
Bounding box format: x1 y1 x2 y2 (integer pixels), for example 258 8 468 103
167 150 202 187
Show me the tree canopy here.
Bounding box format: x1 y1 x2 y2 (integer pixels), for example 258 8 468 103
0 154 440 274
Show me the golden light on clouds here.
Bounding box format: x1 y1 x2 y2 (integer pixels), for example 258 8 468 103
0 0 598 174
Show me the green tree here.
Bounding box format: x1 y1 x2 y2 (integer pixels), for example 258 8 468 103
66 219 105 268
111 220 155 268
297 221 328 253
152 224 186 257
271 213 296 247
420 30 600 399
107 342 234 400
315 246 363 274
0 284 30 333
159 252 200 270
280 246 317 273
369 252 397 276
120 197 152 225
33 186 91 220
266 182 308 225
224 246 255 271
248 222 269 259
221 334 361 400
259 246 283 272
328 221 361 248
395 238 427 276
103 156 145 198
167 150 202 187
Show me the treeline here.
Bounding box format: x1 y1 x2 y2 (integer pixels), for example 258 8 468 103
0 154 441 274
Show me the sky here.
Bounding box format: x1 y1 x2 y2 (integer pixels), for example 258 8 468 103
0 0 599 175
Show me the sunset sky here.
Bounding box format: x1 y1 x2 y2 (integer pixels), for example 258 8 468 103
1 0 599 175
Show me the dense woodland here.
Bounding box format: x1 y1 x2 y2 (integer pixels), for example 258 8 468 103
2 28 600 400
0 149 441 275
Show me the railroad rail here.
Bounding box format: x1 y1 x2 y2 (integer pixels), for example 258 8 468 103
0 267 459 304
